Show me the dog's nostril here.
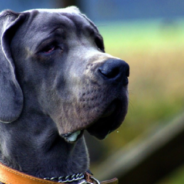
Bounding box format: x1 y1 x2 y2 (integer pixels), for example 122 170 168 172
98 59 129 81
98 66 120 79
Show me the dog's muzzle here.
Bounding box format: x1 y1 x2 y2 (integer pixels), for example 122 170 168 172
61 58 129 143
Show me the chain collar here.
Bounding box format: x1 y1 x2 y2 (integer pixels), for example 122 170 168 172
43 173 85 183
0 162 118 184
43 172 100 184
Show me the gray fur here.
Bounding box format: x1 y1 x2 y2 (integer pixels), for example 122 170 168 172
0 7 129 182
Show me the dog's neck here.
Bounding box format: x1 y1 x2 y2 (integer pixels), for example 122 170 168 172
0 107 89 179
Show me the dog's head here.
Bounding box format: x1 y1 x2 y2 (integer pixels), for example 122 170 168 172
0 7 129 142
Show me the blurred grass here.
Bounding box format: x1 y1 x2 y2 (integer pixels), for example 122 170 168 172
158 165 184 184
92 18 184 183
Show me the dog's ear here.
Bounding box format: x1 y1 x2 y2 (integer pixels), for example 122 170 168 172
0 10 26 123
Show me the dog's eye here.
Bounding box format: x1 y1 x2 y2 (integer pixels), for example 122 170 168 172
42 45 57 54
43 46 55 54
41 43 62 54
95 36 105 52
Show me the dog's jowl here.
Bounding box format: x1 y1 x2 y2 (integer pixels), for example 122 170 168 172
0 6 129 184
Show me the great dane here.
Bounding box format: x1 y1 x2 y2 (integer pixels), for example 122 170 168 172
0 6 129 184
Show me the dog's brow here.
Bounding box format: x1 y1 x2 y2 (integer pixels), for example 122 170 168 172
49 26 65 34
80 14 99 33
84 26 95 35
34 28 65 51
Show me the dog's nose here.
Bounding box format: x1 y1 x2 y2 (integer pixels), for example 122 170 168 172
98 58 129 84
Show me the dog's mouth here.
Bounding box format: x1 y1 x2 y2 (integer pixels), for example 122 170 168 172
61 130 84 143
61 99 127 143
87 99 127 139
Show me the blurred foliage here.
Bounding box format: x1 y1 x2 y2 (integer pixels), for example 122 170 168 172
158 164 184 184
88 18 184 183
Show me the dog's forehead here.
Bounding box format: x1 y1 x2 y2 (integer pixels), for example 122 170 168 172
24 7 93 31
24 6 80 14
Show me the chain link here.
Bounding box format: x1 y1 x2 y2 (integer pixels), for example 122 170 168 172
44 173 85 183
44 172 100 184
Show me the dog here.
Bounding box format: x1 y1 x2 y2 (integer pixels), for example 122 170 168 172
0 6 129 184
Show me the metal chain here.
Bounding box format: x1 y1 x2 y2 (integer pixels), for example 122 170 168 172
43 172 100 184
44 173 85 183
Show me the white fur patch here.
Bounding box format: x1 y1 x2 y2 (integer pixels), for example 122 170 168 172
23 6 81 14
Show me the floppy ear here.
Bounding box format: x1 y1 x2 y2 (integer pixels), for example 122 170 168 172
0 10 25 123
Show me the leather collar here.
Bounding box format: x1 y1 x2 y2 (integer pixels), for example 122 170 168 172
0 162 118 184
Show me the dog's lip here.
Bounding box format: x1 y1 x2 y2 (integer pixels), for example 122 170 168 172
61 130 83 143
87 99 127 139
100 99 118 118
61 99 126 143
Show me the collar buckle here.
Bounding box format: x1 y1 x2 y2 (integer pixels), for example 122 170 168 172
90 176 100 184
78 179 93 184
78 175 100 184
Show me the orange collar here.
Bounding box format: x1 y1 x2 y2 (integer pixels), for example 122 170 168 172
0 162 61 184
0 162 118 184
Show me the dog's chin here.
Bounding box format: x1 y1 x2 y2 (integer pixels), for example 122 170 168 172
87 100 127 139
61 100 127 143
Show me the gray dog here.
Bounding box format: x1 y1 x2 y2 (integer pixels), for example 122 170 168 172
0 6 129 184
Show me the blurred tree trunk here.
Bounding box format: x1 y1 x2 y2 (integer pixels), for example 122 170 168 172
55 0 81 8
63 0 77 7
